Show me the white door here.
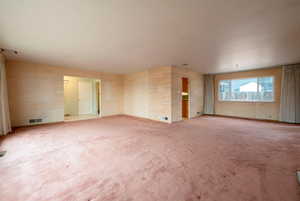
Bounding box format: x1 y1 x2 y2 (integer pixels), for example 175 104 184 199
78 80 93 114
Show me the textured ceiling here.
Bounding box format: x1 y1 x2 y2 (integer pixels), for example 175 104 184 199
0 0 300 74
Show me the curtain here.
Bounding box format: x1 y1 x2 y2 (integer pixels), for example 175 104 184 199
0 53 12 135
203 74 215 114
280 64 300 123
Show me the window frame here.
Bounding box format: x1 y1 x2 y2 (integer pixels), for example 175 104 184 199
218 76 275 103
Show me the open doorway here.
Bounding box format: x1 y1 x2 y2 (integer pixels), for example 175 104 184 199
64 76 101 121
182 77 189 119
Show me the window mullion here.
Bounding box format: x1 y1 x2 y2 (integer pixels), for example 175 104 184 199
257 77 259 101
229 80 232 101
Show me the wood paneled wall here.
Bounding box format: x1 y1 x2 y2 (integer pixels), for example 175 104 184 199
123 66 172 123
6 61 123 126
148 66 172 122
171 67 204 122
6 60 281 125
123 66 204 123
123 71 150 119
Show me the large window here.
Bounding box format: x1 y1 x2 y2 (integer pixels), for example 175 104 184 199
219 76 274 102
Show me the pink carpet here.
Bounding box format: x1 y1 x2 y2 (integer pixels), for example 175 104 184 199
1 115 300 201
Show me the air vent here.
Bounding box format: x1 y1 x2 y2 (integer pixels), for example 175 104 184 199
29 119 43 124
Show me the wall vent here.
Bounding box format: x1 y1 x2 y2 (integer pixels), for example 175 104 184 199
29 119 43 124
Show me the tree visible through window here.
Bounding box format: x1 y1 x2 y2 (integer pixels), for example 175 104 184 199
219 77 274 102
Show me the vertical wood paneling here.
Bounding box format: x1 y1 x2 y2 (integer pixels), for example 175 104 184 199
6 61 123 126
171 67 204 122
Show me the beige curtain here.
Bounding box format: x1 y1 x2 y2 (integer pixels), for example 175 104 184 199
203 74 215 115
0 53 12 135
280 64 300 123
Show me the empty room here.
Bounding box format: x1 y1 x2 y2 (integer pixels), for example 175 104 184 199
0 1 300 201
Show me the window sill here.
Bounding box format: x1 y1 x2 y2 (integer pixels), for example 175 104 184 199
218 100 275 103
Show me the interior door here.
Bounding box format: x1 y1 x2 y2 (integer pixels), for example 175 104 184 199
182 77 189 118
78 80 93 115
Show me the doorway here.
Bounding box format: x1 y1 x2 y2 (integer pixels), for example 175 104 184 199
182 77 189 119
64 76 101 121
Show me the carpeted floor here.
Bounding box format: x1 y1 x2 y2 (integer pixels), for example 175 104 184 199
1 115 300 201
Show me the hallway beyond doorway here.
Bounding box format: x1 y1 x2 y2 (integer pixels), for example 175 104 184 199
64 76 101 122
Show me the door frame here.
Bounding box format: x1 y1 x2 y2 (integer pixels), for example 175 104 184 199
63 75 102 120
181 77 190 119
96 80 102 117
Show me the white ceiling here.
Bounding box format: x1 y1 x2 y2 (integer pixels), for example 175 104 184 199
0 0 300 74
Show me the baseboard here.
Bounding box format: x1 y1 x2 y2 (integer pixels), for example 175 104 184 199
203 114 299 125
121 114 171 124
12 121 65 129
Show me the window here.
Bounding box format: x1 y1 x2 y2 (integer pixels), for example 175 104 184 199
219 76 274 102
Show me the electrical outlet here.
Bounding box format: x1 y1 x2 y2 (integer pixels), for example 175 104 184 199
161 117 168 121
